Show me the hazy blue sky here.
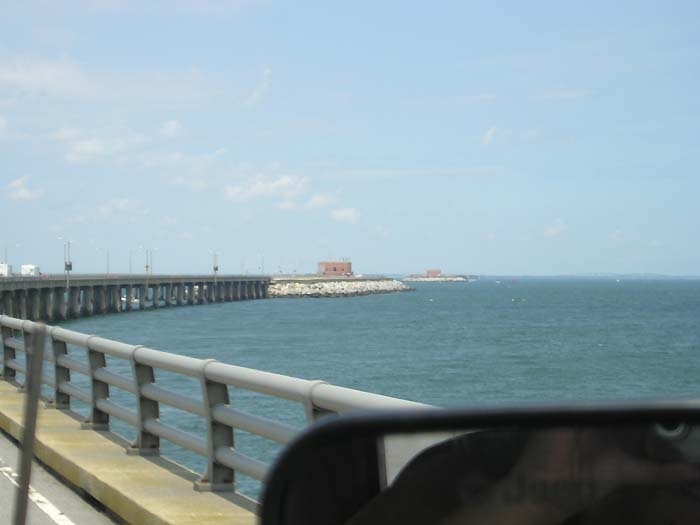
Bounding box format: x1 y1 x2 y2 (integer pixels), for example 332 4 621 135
1 1 699 275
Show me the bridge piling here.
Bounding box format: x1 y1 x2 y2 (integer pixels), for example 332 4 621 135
0 275 269 321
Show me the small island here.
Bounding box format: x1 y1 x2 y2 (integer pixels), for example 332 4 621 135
268 278 411 298
268 261 411 298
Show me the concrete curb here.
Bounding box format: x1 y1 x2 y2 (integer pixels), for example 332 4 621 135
0 381 256 525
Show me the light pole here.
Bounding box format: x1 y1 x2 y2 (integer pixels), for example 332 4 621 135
210 251 219 285
96 247 110 275
58 237 72 289
145 249 154 275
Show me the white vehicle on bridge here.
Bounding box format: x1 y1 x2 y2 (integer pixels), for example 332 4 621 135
19 265 41 277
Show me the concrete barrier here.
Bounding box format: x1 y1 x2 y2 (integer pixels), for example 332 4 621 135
0 381 256 525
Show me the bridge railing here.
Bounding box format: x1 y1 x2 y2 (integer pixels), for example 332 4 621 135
0 315 427 502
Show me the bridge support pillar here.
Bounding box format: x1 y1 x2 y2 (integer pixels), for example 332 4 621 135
197 283 206 305
187 284 195 305
29 290 40 320
41 288 53 322
151 285 159 308
110 286 121 313
68 287 80 318
55 287 68 320
176 284 185 306
17 290 27 319
96 286 107 314
137 286 145 310
84 287 94 316
164 284 172 307
125 285 134 311
3 291 15 318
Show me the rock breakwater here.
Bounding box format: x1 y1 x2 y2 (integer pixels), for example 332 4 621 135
268 279 411 298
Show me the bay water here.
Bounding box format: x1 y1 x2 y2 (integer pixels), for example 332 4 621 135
57 278 700 496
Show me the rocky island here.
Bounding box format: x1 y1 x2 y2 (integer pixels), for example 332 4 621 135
268 278 411 298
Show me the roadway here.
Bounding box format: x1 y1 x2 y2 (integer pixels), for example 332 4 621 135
0 430 116 525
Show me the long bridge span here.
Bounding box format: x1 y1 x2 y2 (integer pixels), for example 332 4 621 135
0 274 269 322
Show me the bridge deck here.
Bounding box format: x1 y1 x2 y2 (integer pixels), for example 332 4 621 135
0 381 256 525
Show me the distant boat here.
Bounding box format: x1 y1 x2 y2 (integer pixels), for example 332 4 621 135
121 296 140 306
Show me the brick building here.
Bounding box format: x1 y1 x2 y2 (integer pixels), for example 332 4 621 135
426 269 442 278
317 261 353 277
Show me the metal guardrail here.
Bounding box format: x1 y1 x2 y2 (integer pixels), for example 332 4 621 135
0 315 427 502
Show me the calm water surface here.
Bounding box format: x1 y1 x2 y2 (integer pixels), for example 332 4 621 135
57 278 700 495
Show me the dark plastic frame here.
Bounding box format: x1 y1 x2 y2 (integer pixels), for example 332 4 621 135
261 398 700 524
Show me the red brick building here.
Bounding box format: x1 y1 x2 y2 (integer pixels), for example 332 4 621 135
426 269 442 278
317 261 353 276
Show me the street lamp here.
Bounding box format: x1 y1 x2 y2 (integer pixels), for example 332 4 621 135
210 251 219 285
58 237 73 289
96 247 110 275
144 248 158 276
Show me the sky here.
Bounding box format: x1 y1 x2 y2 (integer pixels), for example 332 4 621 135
1 1 699 276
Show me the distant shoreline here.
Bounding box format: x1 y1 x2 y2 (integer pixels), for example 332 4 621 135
403 276 469 282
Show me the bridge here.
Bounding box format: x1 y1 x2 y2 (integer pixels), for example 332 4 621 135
0 315 430 524
0 275 270 322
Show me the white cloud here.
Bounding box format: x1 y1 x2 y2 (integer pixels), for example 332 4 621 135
331 208 360 224
0 54 94 98
278 201 299 210
224 175 307 201
0 53 220 107
159 119 184 138
52 126 147 163
6 177 42 201
180 231 194 241
481 126 497 146
306 193 335 209
0 115 28 140
244 66 271 106
159 215 178 226
543 219 566 238
96 198 141 218
65 214 87 225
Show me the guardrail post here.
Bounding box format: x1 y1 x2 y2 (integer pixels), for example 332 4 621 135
81 336 109 430
1 316 15 381
129 346 160 455
303 380 334 424
19 322 35 391
195 359 234 492
48 328 70 409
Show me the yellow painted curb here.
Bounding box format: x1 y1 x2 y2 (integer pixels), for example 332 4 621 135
0 381 257 525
